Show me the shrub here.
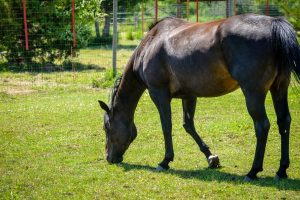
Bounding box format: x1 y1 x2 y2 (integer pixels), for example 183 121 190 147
92 68 120 88
0 0 95 70
125 30 134 40
135 30 144 40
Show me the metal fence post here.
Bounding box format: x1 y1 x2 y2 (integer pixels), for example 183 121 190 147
196 0 199 22
112 0 118 77
226 0 229 18
265 0 269 16
155 0 158 22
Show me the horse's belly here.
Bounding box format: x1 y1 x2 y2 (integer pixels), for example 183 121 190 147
193 77 239 97
169 66 239 98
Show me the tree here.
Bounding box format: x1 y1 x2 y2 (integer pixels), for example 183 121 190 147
280 0 300 31
75 0 103 40
254 0 300 31
0 0 102 69
100 0 141 38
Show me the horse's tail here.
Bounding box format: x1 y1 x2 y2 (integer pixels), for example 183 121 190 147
272 18 300 83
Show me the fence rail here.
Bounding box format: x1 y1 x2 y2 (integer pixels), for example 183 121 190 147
0 0 298 87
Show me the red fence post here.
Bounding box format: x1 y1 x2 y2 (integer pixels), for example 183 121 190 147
155 0 158 22
22 0 28 50
72 0 76 48
266 0 269 16
196 0 199 22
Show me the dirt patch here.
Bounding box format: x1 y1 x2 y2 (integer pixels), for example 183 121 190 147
0 84 36 95
5 88 36 95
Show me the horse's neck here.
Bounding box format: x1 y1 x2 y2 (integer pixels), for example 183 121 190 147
113 68 145 123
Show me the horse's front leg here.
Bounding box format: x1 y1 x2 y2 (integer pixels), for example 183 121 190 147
149 88 173 171
182 98 219 168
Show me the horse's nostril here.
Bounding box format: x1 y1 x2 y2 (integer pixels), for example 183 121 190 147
110 157 123 164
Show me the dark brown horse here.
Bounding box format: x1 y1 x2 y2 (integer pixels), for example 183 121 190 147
99 14 300 181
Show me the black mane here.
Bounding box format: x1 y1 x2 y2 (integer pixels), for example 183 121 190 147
110 75 123 106
148 16 176 31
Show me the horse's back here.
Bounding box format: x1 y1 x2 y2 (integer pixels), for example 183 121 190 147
138 14 278 97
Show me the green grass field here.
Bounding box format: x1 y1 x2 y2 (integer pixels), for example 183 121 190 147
0 68 300 199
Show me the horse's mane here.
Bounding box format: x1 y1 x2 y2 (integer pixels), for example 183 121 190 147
110 75 123 106
109 16 181 107
148 16 177 30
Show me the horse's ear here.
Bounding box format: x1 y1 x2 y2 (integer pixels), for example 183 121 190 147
98 100 110 113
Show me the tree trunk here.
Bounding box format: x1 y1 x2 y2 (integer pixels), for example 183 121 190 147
102 15 110 37
95 20 100 39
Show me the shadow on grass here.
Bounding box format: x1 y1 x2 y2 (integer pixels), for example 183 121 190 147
0 61 106 73
118 162 300 191
85 44 137 50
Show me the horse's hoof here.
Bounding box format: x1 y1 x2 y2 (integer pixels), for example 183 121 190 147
207 155 220 168
274 173 288 181
155 165 167 172
243 176 254 182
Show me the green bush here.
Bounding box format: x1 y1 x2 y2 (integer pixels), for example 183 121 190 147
0 0 95 70
135 30 144 40
125 30 134 40
92 68 120 88
89 35 113 46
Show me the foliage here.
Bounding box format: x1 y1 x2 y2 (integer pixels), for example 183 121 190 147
125 29 134 40
100 0 141 13
100 0 143 39
254 0 300 31
135 30 144 40
280 0 300 31
90 35 113 46
92 68 121 88
0 0 102 69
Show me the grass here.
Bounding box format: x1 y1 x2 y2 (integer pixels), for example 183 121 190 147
71 45 137 71
0 69 300 199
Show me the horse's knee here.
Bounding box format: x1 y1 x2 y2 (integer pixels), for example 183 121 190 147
254 119 270 139
277 114 291 135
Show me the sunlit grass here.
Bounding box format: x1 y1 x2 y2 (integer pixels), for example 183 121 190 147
0 70 300 199
74 42 137 71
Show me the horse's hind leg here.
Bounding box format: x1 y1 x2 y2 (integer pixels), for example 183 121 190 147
270 82 291 179
182 98 219 168
243 90 270 181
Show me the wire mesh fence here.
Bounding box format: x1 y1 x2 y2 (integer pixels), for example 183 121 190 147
0 0 299 89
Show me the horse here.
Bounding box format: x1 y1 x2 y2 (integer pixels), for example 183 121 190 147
99 14 300 181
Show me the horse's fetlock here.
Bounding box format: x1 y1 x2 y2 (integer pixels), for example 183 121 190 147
280 159 290 168
251 167 263 174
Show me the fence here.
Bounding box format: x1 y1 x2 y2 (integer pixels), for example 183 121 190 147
0 0 298 87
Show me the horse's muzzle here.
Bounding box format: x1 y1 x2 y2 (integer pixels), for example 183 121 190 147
106 156 123 164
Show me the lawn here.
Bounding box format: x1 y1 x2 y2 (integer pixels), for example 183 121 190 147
0 70 300 199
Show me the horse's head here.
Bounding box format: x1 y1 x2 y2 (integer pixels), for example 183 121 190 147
98 100 137 164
